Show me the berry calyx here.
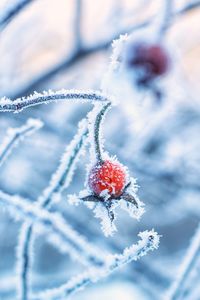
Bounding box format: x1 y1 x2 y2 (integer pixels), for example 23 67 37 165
88 160 127 198
125 41 170 85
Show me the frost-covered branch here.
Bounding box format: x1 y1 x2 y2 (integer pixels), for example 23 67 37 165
167 224 200 300
0 118 43 167
0 89 111 113
17 119 89 300
17 222 34 300
38 118 88 207
0 190 107 267
0 0 35 29
32 230 160 300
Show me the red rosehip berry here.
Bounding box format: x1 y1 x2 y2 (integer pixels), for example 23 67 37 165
125 41 170 84
88 160 126 198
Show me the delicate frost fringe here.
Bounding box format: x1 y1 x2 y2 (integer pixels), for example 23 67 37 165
0 118 43 167
0 190 107 267
31 230 160 300
16 222 34 300
93 202 118 237
38 118 89 207
166 223 200 300
0 89 114 113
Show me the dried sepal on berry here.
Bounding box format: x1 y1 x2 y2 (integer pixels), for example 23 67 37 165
93 202 118 237
119 178 145 220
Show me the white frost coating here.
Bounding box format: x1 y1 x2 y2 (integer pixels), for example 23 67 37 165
166 223 200 300
93 203 117 237
0 89 113 112
0 190 106 267
0 118 43 167
16 118 89 300
68 194 81 206
31 230 160 300
38 118 88 207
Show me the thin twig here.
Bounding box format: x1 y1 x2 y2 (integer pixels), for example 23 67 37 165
17 223 34 300
0 118 43 167
167 224 200 300
0 0 35 30
74 0 83 51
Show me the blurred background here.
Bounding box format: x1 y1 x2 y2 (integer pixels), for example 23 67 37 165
0 0 200 299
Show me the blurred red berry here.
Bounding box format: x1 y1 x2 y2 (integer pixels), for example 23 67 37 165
88 160 126 198
125 41 170 84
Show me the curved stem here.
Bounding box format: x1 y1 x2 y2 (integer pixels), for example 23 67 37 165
0 90 111 112
93 102 111 162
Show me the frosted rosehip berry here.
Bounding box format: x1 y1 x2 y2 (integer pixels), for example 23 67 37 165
125 41 170 84
88 160 126 198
